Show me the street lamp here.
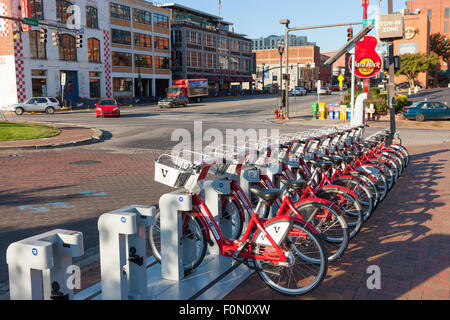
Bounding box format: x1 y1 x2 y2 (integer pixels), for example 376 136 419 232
277 40 285 113
280 19 290 119
262 62 265 91
136 56 144 100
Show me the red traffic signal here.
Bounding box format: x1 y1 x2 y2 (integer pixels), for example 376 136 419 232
347 27 353 41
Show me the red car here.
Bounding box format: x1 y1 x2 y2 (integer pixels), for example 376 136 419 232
95 99 120 117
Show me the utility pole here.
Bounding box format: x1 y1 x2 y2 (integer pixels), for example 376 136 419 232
387 0 397 142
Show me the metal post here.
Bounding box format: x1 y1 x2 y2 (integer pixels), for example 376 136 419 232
351 50 356 120
262 63 265 92
285 26 290 119
387 0 397 143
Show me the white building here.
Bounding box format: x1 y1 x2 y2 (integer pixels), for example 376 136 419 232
0 0 171 108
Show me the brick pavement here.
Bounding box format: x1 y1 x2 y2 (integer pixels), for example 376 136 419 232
224 142 450 300
0 142 449 300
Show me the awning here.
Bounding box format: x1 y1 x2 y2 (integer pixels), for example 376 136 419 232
236 77 245 82
208 76 220 82
225 76 233 82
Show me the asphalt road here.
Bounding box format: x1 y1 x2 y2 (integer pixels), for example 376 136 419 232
5 93 342 151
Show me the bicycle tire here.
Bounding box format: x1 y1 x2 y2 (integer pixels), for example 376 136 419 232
292 199 349 263
254 219 328 295
222 196 244 240
148 208 208 272
315 186 363 238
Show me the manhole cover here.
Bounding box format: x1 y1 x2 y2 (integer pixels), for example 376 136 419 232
70 160 102 165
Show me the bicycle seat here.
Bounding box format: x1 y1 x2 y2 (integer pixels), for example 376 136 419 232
280 177 307 190
249 187 281 202
349 151 364 157
363 141 376 148
308 159 333 170
342 155 354 162
321 155 343 165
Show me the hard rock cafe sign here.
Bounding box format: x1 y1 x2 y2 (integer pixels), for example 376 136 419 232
349 36 382 79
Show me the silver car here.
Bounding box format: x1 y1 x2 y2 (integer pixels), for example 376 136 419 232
11 97 61 115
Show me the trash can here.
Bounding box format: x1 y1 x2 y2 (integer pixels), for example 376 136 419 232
312 102 319 120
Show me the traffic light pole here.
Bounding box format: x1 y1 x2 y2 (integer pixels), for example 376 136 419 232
387 0 398 144
280 20 363 120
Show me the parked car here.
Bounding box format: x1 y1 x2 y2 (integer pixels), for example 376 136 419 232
95 98 120 117
158 95 189 108
396 82 424 90
329 85 341 92
403 101 450 121
304 87 312 93
289 86 307 96
10 97 61 115
318 87 331 95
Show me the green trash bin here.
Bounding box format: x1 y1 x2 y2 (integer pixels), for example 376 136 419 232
312 102 319 120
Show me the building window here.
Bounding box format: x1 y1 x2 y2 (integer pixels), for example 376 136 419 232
204 53 217 69
203 33 215 47
89 72 101 98
113 78 133 92
230 56 239 71
153 13 169 28
134 32 152 48
240 42 251 54
133 8 151 25
135 54 153 68
88 38 100 63
155 56 169 69
112 51 132 66
58 34 77 61
186 51 201 67
154 36 169 50
230 40 239 53
186 30 201 45
86 7 98 29
241 58 250 72
111 29 131 45
428 9 432 19
29 30 46 59
173 30 182 43
110 3 130 21
219 55 228 69
31 70 47 97
446 8 449 19
218 37 229 53
30 0 44 20
445 22 449 33
56 0 73 24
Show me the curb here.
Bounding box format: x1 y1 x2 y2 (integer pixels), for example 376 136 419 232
0 121 104 151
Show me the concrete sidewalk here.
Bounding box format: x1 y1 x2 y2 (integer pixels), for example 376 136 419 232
224 142 450 300
0 122 103 150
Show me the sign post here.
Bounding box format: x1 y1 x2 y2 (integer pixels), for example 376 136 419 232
61 72 66 110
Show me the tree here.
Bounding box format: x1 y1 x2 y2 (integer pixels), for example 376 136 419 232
430 33 450 63
395 53 439 89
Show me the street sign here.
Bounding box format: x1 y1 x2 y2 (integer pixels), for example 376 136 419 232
348 36 383 79
23 17 39 27
362 19 375 27
378 13 405 41
61 73 66 86
338 74 344 88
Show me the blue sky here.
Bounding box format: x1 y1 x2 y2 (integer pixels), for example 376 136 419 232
165 0 406 52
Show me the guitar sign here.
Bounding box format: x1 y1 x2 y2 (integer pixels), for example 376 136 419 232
349 36 383 79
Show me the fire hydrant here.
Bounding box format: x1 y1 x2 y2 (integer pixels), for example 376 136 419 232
275 109 279 118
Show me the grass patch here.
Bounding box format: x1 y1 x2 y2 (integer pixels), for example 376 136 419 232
0 122 60 141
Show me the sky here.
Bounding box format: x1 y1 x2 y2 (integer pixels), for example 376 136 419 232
162 0 406 52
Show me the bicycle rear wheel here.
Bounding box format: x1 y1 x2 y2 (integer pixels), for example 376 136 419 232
255 220 328 295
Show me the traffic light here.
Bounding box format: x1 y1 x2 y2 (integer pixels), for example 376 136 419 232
51 31 60 46
39 28 47 43
347 27 353 42
76 33 83 48
383 56 401 72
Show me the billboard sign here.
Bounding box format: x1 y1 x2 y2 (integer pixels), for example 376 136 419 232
349 36 382 79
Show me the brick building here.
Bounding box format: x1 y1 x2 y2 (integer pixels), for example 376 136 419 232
158 3 254 93
254 45 332 90
393 11 431 87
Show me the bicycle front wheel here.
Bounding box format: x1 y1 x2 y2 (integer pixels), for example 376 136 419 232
148 208 208 272
255 220 328 295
